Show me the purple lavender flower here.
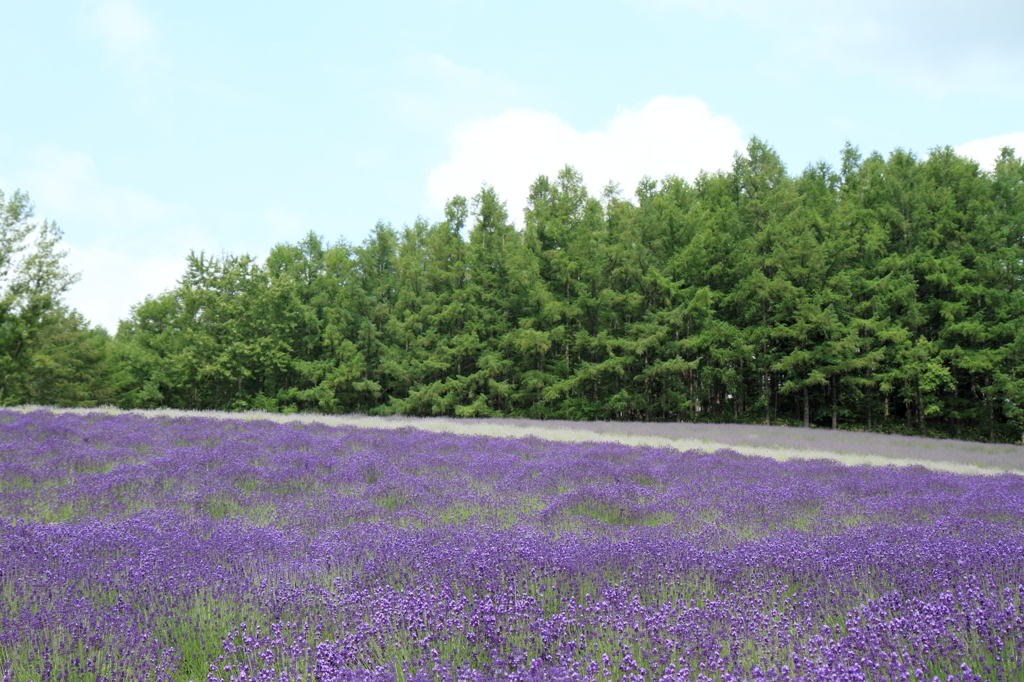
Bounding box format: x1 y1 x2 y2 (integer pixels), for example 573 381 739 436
0 408 1022 681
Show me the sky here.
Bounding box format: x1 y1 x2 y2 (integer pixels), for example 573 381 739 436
1 0 1022 333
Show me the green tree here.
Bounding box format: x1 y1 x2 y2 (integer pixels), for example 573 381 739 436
104 142 1024 443
263 233 367 412
0 189 99 406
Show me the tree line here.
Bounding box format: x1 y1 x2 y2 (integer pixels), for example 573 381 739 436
4 139 1024 443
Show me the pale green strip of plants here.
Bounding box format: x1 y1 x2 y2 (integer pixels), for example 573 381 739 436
10 405 1015 476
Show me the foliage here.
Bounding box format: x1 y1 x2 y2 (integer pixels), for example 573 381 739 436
6 140 1024 444
0 190 110 406
108 141 1024 443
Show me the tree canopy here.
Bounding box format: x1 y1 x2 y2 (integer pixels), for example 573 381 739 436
6 139 1024 443
0 189 113 406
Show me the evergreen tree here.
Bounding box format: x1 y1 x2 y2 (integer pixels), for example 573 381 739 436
98 143 1024 444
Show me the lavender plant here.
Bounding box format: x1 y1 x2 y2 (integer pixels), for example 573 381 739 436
0 409 1022 681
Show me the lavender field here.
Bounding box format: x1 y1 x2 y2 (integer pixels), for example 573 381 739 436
1 409 1023 682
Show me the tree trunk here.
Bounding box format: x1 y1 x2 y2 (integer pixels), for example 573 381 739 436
803 386 810 428
831 376 838 430
984 375 995 443
989 397 996 443
916 382 925 436
865 382 872 430
772 375 778 423
644 351 651 422
954 384 961 439
688 370 695 417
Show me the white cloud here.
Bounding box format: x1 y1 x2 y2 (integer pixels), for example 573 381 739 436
955 132 1024 172
265 208 303 235
13 146 213 332
63 244 185 334
22 146 173 237
385 53 525 133
408 53 487 85
427 96 744 227
89 0 160 76
635 0 1024 94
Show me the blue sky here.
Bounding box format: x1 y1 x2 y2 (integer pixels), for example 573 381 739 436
1 0 1022 332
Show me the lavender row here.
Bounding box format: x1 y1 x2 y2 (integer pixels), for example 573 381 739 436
1 409 1022 681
